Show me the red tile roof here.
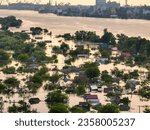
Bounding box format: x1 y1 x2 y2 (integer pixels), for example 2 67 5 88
112 47 118 51
121 52 131 57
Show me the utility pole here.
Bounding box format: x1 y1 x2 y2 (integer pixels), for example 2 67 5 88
125 0 128 6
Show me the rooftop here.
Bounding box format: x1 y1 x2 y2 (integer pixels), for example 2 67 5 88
85 94 98 99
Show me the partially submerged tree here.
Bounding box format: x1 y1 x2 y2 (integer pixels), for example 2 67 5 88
98 103 120 113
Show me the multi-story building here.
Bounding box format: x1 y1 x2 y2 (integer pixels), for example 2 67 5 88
96 0 106 7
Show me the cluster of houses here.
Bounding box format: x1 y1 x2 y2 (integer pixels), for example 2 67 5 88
71 73 141 111
19 29 142 112
22 29 132 65
75 42 132 65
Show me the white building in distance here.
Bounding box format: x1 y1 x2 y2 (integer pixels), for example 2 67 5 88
96 0 106 6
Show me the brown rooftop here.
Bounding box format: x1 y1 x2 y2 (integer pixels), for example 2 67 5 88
85 94 98 99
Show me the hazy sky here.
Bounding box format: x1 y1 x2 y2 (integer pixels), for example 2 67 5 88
3 0 150 6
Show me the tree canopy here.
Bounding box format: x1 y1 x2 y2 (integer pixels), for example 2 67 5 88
98 103 120 113
0 16 22 30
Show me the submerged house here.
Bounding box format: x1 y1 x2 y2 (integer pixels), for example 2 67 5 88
111 47 118 51
31 39 37 43
78 102 91 111
34 36 43 40
119 103 130 111
104 87 114 93
100 58 109 64
99 43 108 48
95 57 109 64
90 84 98 92
86 43 100 50
84 94 99 104
126 79 140 91
44 40 52 43
111 47 119 57
61 67 80 74
77 54 89 58
28 63 39 69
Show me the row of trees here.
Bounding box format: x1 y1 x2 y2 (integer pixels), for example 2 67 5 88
30 27 49 35
59 29 116 45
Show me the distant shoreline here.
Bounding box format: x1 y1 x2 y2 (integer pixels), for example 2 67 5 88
0 9 150 40
0 9 150 21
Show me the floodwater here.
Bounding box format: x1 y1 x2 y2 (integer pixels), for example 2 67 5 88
0 9 150 113
0 10 150 39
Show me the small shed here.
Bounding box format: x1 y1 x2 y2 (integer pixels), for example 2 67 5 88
90 84 98 91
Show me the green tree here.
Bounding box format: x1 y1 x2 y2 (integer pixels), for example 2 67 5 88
26 74 43 93
45 91 68 104
30 27 43 35
138 86 150 99
49 74 60 84
18 54 29 62
143 107 150 113
60 43 69 54
76 85 86 96
100 48 111 58
2 66 16 74
85 67 100 79
0 83 7 94
82 62 100 79
120 97 131 105
0 49 10 66
0 16 22 29
101 71 112 83
74 31 101 42
4 77 20 89
129 70 139 79
101 29 116 45
49 103 69 113
37 42 46 48
70 106 87 113
8 100 37 113
98 103 120 113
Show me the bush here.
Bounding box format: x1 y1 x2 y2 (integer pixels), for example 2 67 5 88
4 77 20 89
76 85 86 96
70 106 87 113
98 103 120 113
2 67 16 74
0 49 10 66
49 103 69 113
45 91 68 104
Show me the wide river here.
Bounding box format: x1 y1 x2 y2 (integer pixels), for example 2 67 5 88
0 10 150 39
